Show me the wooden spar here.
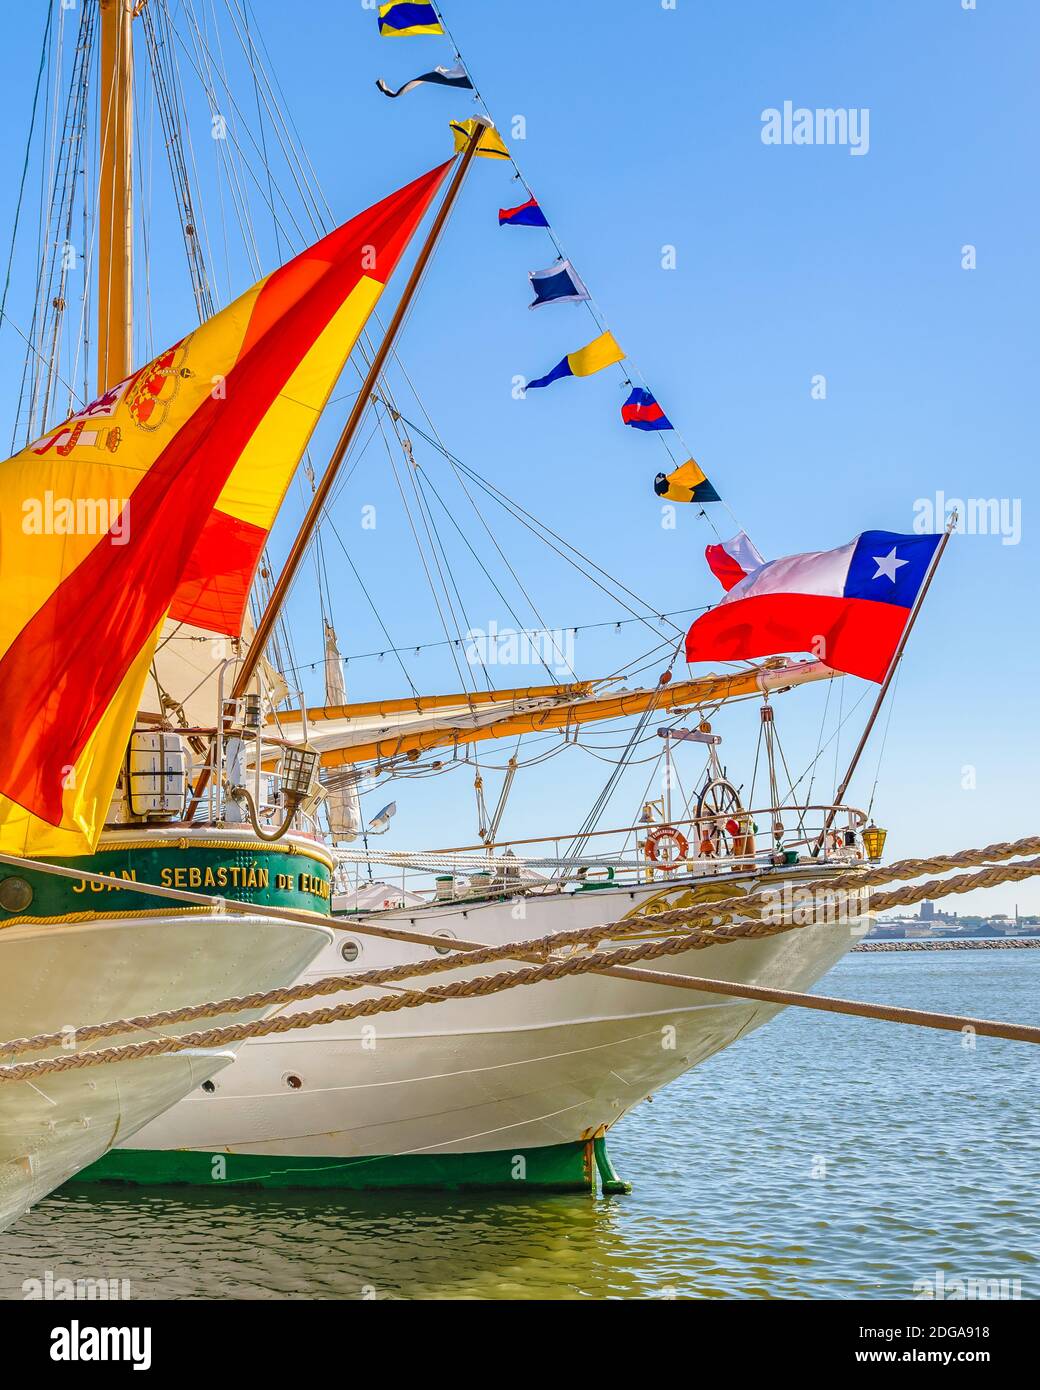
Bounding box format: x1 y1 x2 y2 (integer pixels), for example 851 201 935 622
814 513 957 853
186 121 487 814
97 0 134 395
270 661 838 773
230 121 489 704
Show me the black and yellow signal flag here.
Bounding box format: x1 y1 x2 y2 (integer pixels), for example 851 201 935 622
654 458 721 504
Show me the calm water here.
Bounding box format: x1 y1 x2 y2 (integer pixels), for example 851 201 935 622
1 951 1036 1300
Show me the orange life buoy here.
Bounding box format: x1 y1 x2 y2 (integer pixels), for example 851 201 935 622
644 825 689 871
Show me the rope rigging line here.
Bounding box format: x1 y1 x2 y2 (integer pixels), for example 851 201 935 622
369 371 582 685
867 666 901 820
378 406 500 693
4 837 1040 1078
373 408 476 692
396 410 690 645
0 5 51 366
428 0 741 543
358 332 597 686
410 458 574 684
181 604 710 677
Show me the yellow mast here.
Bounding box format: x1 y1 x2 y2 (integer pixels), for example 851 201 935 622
97 0 134 395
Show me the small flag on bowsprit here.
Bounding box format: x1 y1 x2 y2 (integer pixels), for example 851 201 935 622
528 259 590 309
499 196 549 228
376 65 474 99
621 387 673 431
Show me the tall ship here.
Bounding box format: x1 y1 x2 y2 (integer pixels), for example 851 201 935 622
0 1 946 1211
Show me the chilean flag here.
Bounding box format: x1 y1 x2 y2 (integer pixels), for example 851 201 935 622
686 530 942 682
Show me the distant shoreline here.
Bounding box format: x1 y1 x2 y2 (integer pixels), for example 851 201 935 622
853 937 1040 952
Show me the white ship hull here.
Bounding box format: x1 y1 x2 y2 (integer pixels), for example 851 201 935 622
1 843 333 1228
93 867 865 1192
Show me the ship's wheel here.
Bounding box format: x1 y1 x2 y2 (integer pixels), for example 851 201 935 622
694 776 745 858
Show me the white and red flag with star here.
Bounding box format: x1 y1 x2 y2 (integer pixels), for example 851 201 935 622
686 530 942 682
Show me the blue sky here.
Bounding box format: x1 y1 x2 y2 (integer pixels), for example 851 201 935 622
0 0 1036 912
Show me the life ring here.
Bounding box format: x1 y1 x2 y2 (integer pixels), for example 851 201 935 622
644 825 689 871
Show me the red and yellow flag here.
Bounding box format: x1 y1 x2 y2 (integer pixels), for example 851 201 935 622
0 160 451 856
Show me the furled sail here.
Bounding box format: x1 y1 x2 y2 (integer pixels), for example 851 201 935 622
145 613 288 731
321 621 362 842
274 660 838 768
0 160 452 855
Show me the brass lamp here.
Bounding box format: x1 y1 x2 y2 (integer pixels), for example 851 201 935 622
279 743 321 804
231 742 322 843
862 822 887 862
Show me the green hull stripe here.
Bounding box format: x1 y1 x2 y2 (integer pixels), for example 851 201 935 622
2 842 331 926
73 1139 594 1193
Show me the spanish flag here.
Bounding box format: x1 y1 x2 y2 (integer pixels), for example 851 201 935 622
0 160 450 856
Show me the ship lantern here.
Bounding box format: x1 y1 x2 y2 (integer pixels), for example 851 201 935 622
862 822 887 862
242 692 263 730
279 743 321 806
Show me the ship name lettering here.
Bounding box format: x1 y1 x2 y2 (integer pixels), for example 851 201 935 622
71 869 138 894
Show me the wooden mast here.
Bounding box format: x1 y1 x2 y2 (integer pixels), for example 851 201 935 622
97 0 134 395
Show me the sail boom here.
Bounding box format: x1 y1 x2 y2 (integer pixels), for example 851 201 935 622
300 660 839 769
276 681 597 725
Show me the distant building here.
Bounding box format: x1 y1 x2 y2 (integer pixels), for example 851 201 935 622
919 901 936 921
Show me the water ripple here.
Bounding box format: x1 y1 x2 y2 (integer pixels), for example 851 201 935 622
1 952 1036 1299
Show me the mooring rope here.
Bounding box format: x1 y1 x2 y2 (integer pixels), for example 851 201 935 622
6 836 1037 1057
2 838 1040 1077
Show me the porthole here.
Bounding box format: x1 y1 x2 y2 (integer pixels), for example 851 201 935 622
0 876 33 913
339 939 361 964
283 1073 303 1090
433 930 456 957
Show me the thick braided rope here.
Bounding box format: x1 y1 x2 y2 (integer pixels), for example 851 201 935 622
0 909 783 1057
0 849 887 1055
0 930 850 1081
3 843 1039 1060
4 850 1040 1081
